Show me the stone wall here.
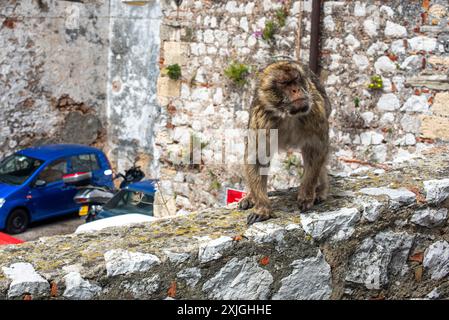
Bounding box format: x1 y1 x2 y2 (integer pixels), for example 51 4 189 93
316 0 449 167
0 0 163 176
1 148 449 300
155 0 306 213
2 0 449 216
154 0 449 213
105 0 162 176
0 0 110 157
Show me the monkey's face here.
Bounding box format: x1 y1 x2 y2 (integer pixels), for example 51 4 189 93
260 62 312 117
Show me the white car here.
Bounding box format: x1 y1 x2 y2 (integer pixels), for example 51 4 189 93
75 213 157 234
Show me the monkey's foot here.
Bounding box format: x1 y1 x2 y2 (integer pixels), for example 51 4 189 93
247 212 272 225
238 197 254 211
297 195 315 212
314 194 327 205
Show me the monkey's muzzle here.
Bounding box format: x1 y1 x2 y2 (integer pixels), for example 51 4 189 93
288 99 309 115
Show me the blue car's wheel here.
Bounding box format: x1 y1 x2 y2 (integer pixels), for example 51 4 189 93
6 209 29 234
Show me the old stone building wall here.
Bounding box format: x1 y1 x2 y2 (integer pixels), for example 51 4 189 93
155 0 307 213
155 0 449 213
1 0 449 215
317 0 449 168
0 0 110 158
0 0 163 177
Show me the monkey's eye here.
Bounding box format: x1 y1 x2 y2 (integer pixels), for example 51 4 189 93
277 78 295 85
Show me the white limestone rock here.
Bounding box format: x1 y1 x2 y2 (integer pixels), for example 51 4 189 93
198 236 233 263
411 208 448 228
244 222 285 244
424 179 449 204
63 272 101 300
400 114 421 133
345 35 360 50
354 2 366 17
408 36 437 52
177 268 202 288
401 95 429 113
367 41 388 56
272 251 332 300
363 19 378 37
374 56 397 74
391 39 406 55
377 93 400 111
202 257 273 299
380 5 395 17
353 54 369 71
300 207 360 241
384 21 407 38
346 231 415 289
360 198 385 222
360 131 384 145
163 250 190 265
380 112 395 125
2 263 50 298
361 111 374 126
104 249 161 277
400 55 422 70
426 288 440 300
359 187 416 205
323 16 335 31
120 275 160 299
372 144 388 163
423 241 449 280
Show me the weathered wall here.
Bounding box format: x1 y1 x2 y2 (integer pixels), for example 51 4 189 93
105 0 162 176
316 0 449 167
155 0 306 213
1 147 449 300
0 0 163 174
2 0 449 216
0 0 110 158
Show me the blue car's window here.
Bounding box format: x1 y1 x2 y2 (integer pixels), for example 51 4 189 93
0 154 44 185
104 190 154 215
70 154 100 172
37 159 68 184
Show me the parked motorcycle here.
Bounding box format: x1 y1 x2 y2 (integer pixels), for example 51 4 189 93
64 163 145 222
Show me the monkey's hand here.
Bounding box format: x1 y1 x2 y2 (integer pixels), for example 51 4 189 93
238 196 254 211
297 187 316 212
247 207 272 226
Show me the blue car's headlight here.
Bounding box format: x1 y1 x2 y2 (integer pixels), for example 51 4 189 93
0 198 5 209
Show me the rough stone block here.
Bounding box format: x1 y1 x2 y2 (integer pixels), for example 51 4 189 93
163 41 188 66
157 76 181 97
431 92 449 117
2 263 50 299
419 115 449 140
423 240 449 280
272 251 332 300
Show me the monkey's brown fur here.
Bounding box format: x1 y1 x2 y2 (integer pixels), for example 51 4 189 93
239 60 332 225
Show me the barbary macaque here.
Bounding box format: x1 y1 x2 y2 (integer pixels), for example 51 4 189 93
239 60 332 225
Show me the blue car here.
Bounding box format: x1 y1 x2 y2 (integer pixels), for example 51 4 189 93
93 180 156 221
0 144 114 234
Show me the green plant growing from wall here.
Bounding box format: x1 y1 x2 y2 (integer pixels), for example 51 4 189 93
208 170 222 191
354 97 360 108
367 75 383 90
262 20 277 42
276 8 288 28
166 64 182 80
283 153 303 176
224 61 250 86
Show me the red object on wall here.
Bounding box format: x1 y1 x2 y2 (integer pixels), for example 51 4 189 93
226 188 246 205
0 232 24 245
